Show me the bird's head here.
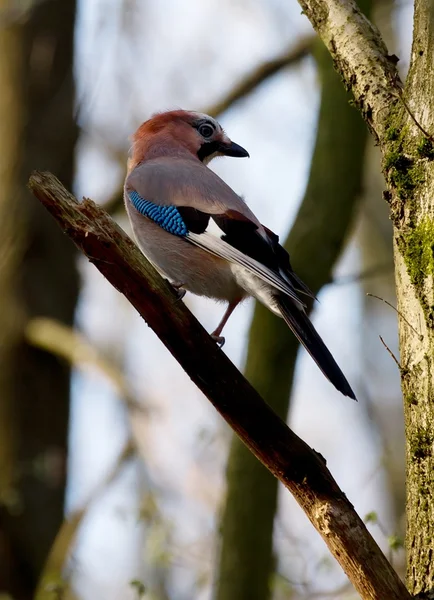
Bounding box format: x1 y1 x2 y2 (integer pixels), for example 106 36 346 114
130 110 249 166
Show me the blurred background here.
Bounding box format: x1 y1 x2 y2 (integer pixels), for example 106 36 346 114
0 0 413 599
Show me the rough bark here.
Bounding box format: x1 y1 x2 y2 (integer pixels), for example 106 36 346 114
0 1 78 597
28 171 411 600
297 0 401 141
293 0 434 596
395 1 434 595
216 20 370 600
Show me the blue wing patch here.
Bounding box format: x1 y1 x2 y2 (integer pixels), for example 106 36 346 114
128 190 188 237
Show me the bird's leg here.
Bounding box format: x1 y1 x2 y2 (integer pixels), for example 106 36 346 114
211 300 240 348
168 279 186 300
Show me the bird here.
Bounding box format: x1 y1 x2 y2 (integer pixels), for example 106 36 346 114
124 109 356 400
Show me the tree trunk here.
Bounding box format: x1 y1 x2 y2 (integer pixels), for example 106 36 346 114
291 0 434 594
393 2 434 594
215 7 371 595
0 1 79 597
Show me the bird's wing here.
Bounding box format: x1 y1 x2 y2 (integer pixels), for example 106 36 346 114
126 158 261 219
125 158 310 304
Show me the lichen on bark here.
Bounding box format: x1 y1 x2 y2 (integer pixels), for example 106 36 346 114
381 101 434 328
401 218 434 289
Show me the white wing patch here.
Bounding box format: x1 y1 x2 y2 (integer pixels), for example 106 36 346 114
203 217 227 239
187 231 304 307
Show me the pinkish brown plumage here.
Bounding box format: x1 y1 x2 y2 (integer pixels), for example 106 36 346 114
130 110 240 168
124 109 356 399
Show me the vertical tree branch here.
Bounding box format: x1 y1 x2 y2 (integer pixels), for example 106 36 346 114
395 1 434 595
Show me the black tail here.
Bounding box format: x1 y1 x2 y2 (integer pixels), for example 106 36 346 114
275 295 356 400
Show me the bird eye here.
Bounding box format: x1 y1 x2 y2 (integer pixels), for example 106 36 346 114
198 123 215 138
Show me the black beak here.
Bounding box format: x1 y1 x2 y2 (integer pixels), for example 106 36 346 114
219 140 249 158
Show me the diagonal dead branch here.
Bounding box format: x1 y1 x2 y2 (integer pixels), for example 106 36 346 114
28 171 410 600
29 172 410 600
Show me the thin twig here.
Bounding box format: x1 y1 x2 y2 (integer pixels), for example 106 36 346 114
366 293 422 340
398 92 433 141
205 37 314 118
379 335 401 369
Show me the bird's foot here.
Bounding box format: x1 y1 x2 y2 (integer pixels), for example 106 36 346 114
174 288 186 301
211 333 225 348
168 280 186 301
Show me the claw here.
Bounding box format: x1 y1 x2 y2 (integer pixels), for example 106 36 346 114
211 334 225 348
174 288 186 300
167 280 186 301
209 300 240 348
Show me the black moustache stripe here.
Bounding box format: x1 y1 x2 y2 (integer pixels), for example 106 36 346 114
197 141 221 162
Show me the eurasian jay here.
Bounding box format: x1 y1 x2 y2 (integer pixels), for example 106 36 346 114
124 110 356 400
